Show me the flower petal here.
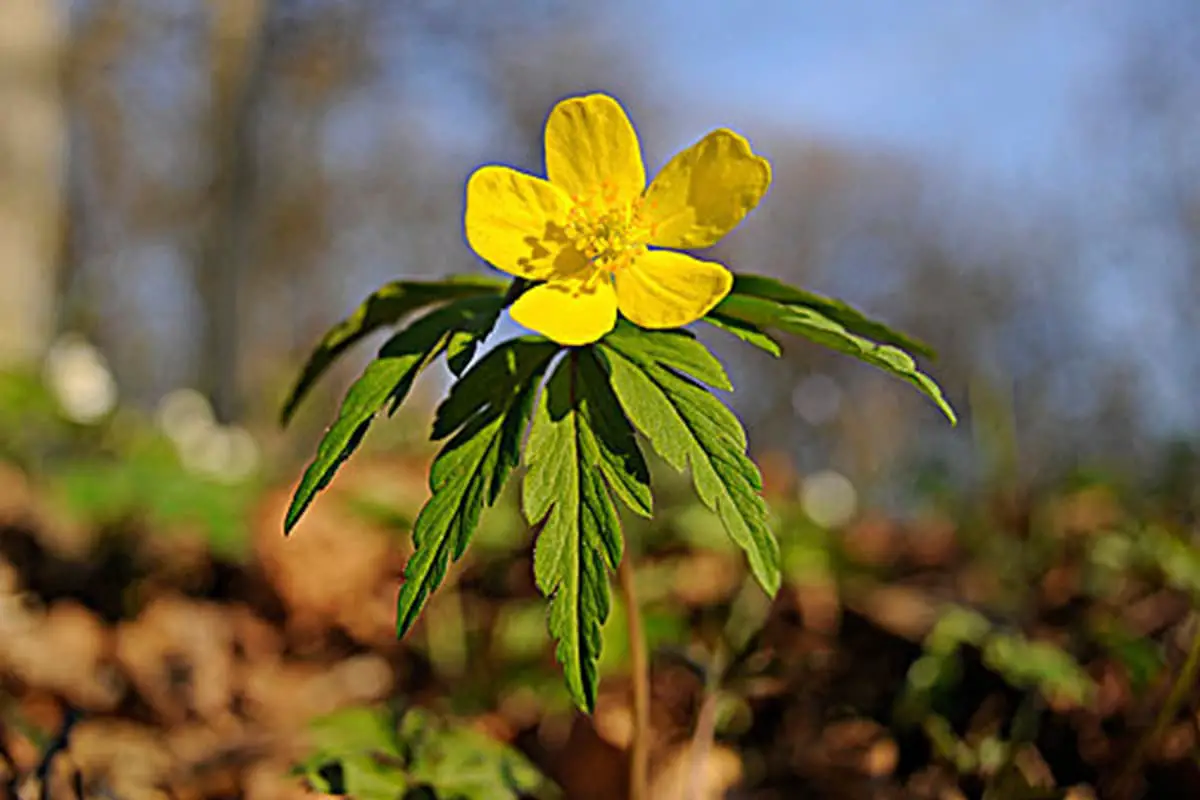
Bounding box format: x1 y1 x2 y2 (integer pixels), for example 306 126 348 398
510 278 618 346
641 129 771 249
616 250 733 330
465 165 589 280
545 93 645 207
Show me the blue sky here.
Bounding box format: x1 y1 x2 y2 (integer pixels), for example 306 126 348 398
626 1 1117 182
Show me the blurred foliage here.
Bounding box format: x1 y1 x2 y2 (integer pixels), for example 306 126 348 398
48 437 256 561
0 369 66 467
0 367 259 559
299 706 558 800
899 606 1093 722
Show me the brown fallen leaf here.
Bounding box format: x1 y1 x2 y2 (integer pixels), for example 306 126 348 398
0 597 122 712
238 654 393 733
115 595 236 727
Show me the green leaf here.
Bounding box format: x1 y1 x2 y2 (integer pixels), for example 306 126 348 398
308 706 403 756
284 297 503 534
716 294 957 425
1096 626 1165 694
401 708 559 799
332 754 408 799
301 706 557 800
445 299 505 378
602 323 733 391
302 707 407 798
396 338 559 638
599 336 782 597
982 633 1095 706
724 273 936 358
523 350 648 711
703 312 782 357
580 350 653 518
281 276 505 424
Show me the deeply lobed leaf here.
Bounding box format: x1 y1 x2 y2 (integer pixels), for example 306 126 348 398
702 311 783 357
280 276 505 424
395 338 559 638
284 296 505 534
723 273 936 357
602 322 733 391
523 350 650 711
599 329 782 597
715 293 957 424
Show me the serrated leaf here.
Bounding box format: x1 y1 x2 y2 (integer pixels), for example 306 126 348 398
281 276 505 424
396 338 559 638
284 298 501 533
717 294 957 425
430 335 551 442
578 349 653 518
445 297 505 377
703 312 782 357
602 324 733 391
725 273 935 358
600 340 781 597
524 350 648 711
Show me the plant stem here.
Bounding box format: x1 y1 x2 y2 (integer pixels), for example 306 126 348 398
1120 612 1200 788
686 652 724 800
619 553 650 800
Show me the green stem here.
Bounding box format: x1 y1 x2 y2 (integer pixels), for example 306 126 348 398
619 553 650 800
1120 613 1200 786
501 277 532 308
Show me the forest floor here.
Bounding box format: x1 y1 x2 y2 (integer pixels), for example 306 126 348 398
0 454 1197 800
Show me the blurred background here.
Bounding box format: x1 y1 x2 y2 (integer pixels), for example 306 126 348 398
2 1 1200 798
3 0 1197 488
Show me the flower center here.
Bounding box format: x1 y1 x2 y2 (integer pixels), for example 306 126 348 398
565 182 656 275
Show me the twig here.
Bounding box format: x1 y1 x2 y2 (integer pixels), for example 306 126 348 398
36 705 81 800
685 651 724 800
1119 612 1200 788
618 553 650 800
0 736 16 799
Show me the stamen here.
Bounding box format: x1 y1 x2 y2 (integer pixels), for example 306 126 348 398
562 186 653 276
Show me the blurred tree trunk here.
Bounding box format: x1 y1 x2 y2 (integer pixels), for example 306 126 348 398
0 1 65 366
199 0 271 422
57 1 127 350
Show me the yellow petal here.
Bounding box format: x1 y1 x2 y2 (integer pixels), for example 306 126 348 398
465 165 589 280
510 278 618 346
616 250 733 329
545 93 645 207
641 129 771 249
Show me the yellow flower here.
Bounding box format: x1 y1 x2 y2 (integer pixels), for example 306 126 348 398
464 93 772 346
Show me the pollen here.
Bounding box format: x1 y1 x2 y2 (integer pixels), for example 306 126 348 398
565 182 656 274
